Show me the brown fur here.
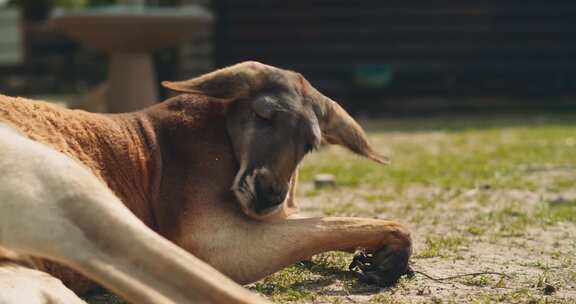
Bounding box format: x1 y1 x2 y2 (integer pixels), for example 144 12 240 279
0 93 241 292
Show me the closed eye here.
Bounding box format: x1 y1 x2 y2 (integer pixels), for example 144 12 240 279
254 111 271 121
253 95 276 120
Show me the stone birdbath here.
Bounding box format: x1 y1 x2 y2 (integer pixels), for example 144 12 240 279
50 3 212 112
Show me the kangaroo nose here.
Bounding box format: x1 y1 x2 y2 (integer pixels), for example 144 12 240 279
253 172 287 213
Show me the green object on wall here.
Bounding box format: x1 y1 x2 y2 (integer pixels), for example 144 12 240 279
0 8 22 65
56 0 87 8
353 64 395 88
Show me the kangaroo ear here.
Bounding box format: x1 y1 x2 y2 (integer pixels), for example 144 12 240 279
306 81 390 165
321 100 390 165
162 61 272 101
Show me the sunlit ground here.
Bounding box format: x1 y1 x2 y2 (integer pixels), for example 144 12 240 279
86 113 576 303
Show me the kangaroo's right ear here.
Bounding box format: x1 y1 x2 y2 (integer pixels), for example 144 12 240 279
162 61 274 101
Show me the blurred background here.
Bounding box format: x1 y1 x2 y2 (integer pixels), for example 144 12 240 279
2 2 576 303
2 0 576 113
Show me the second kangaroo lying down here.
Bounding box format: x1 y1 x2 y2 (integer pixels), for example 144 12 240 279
0 61 412 303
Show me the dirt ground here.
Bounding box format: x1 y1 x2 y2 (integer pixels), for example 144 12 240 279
86 114 576 303
258 184 575 304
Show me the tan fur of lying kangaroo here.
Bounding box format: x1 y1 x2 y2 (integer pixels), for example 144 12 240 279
0 61 411 303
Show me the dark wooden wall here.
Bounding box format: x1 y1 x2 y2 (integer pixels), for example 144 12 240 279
214 1 576 104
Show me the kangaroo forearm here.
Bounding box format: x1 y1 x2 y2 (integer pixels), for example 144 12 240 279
195 217 411 285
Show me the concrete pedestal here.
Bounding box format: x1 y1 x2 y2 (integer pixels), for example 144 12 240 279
108 53 157 112
50 5 212 113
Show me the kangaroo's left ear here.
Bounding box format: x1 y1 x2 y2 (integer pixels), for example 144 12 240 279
304 79 390 165
162 61 274 101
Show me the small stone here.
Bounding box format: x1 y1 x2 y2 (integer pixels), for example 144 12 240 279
543 284 556 295
431 296 442 304
479 184 492 190
548 193 576 206
314 174 336 189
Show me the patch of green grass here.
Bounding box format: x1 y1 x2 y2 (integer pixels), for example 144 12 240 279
300 115 576 192
252 265 319 302
466 226 486 236
477 206 532 237
471 288 545 304
568 270 576 282
413 195 438 210
463 275 491 287
322 200 364 217
546 174 576 192
362 192 395 203
523 260 551 270
303 188 322 197
252 252 355 303
415 235 468 258
470 199 576 239
536 201 576 225
369 293 409 304
311 252 351 270
535 272 552 289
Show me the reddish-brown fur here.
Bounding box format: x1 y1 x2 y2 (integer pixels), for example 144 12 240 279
0 93 239 293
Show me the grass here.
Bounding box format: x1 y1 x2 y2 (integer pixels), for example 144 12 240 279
463 275 492 287
249 252 356 303
263 113 576 303
299 114 576 192
415 235 468 258
537 201 576 224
